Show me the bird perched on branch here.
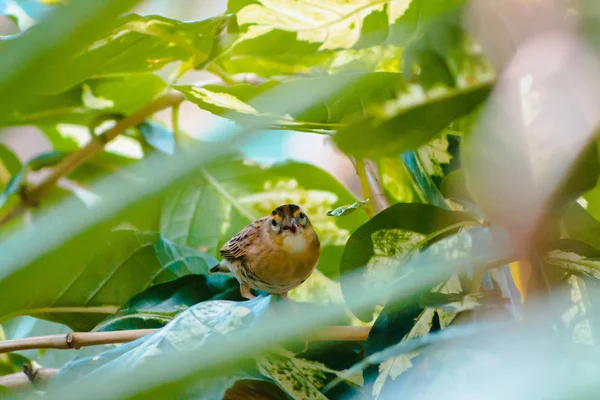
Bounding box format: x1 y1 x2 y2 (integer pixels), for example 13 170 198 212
210 204 320 300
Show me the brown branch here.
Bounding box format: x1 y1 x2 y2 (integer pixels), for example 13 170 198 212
0 368 58 391
0 326 370 355
0 91 185 228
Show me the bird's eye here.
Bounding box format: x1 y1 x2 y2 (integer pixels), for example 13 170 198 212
271 219 278 227
298 212 307 222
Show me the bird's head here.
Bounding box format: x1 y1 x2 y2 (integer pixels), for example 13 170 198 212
269 203 311 237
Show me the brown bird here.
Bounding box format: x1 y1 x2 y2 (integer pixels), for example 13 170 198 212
210 204 320 300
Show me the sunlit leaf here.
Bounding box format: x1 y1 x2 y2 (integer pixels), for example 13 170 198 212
234 0 411 50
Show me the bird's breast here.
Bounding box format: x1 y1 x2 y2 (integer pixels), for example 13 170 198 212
282 234 308 253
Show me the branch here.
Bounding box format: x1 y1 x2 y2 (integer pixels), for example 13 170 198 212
0 91 185 228
0 326 370 355
0 368 58 391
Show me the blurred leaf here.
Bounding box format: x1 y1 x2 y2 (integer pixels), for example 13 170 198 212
94 274 244 332
4 74 167 128
138 121 175 155
327 200 369 217
562 203 600 251
2 86 99 127
340 203 475 321
0 144 21 179
160 160 368 278
0 150 66 207
0 0 140 124
0 0 57 31
30 14 227 94
544 249 600 280
82 74 167 115
0 230 217 331
440 169 471 202
175 72 406 132
54 296 358 398
333 80 492 159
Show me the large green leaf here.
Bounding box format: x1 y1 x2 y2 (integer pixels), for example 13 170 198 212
0 230 215 331
340 203 476 321
160 159 368 278
94 274 244 332
27 13 227 95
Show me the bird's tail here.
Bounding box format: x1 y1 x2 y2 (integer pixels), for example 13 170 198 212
209 259 230 274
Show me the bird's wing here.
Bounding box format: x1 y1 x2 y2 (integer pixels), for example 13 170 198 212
220 218 264 261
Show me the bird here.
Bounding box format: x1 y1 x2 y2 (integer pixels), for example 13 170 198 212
209 204 320 300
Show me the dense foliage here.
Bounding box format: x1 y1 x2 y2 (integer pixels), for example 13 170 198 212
1 0 600 399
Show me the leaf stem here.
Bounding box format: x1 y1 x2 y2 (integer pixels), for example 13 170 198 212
171 103 181 137
0 91 185 228
356 159 375 218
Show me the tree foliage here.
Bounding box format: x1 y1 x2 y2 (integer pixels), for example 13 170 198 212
1 0 600 399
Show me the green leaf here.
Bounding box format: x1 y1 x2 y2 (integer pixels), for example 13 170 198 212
401 151 448 209
544 249 600 280
31 14 227 94
94 274 244 332
327 199 369 217
233 0 411 50
440 169 472 202
0 0 140 125
562 203 600 251
0 230 221 331
0 150 66 208
81 74 167 115
160 160 368 278
138 121 175 155
378 157 417 204
0 144 21 179
333 79 492 159
175 72 407 132
340 203 475 321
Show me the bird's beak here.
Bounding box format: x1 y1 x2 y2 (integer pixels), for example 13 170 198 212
282 217 298 234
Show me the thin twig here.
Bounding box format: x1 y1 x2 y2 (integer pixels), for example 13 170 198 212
0 91 185 228
0 326 370 355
